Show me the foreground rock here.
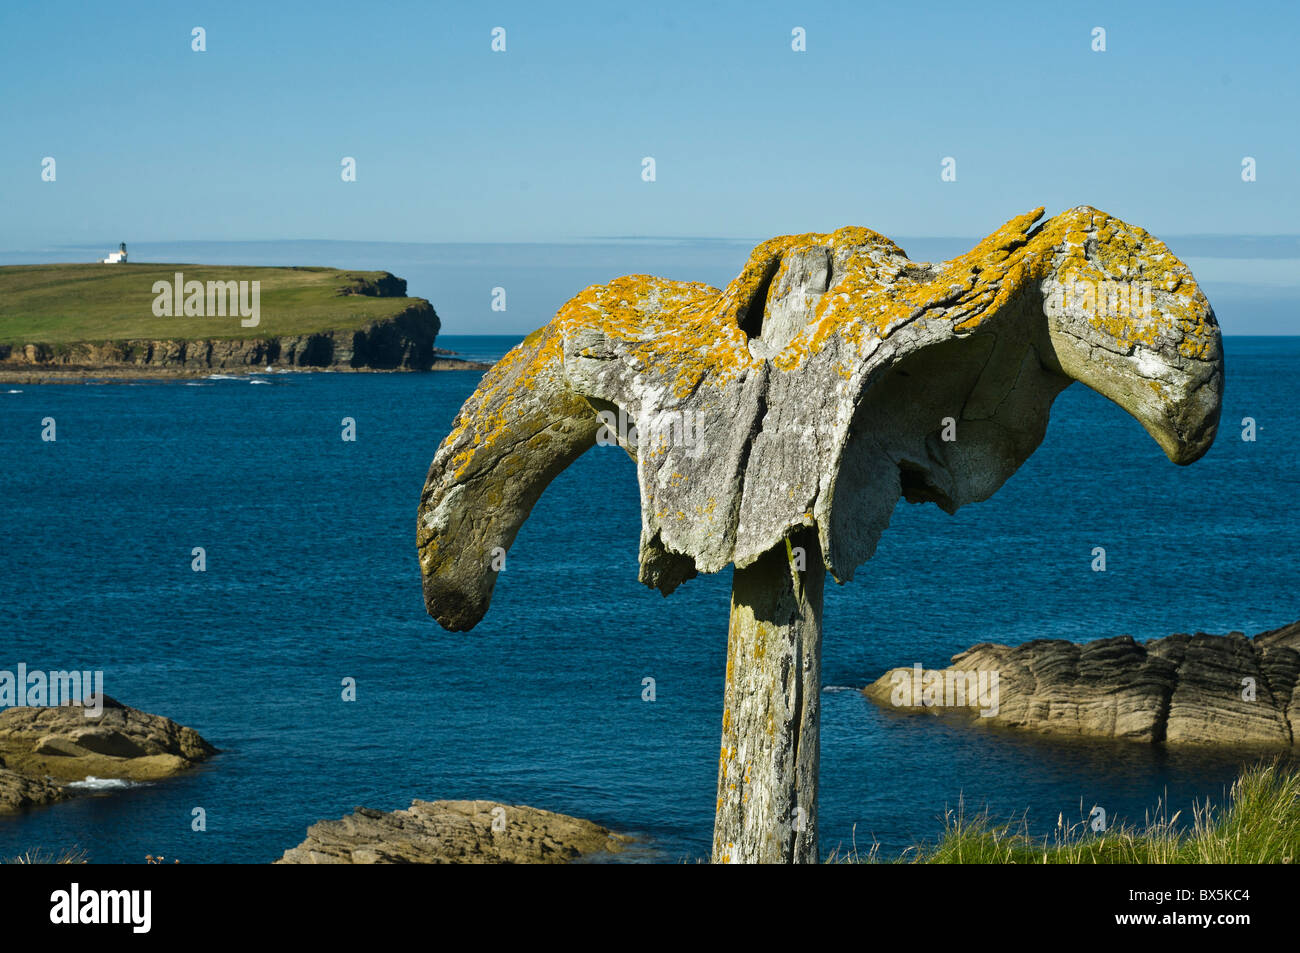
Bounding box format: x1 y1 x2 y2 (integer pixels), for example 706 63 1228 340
276 800 628 864
864 621 1300 746
0 696 216 812
0 764 68 812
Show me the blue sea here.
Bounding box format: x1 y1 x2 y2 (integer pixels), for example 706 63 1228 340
1 238 1298 862
1 336 1296 863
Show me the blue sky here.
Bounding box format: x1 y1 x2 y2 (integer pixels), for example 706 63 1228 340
3 0 1299 247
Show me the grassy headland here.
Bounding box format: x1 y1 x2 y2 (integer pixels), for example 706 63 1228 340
0 262 481 377
0 263 421 343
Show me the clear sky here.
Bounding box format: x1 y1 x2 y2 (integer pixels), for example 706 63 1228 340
3 0 1298 249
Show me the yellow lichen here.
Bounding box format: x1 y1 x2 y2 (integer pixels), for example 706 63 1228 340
436 207 1216 484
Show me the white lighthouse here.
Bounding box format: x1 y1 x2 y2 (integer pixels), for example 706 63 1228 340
102 242 127 264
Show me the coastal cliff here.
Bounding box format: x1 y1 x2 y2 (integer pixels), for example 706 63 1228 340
0 263 485 375
0 301 443 371
864 620 1300 746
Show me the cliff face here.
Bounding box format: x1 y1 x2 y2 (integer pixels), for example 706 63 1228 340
864 621 1300 747
0 301 442 372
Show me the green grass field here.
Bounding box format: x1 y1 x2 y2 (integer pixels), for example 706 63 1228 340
0 263 428 345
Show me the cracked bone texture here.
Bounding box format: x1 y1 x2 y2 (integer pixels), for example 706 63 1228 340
419 206 1223 630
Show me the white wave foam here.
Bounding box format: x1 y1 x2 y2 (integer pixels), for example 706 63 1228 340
66 777 138 791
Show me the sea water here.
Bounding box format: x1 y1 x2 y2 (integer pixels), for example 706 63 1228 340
0 336 1295 862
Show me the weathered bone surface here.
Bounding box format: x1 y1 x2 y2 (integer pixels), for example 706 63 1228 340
419 206 1223 631
715 527 824 863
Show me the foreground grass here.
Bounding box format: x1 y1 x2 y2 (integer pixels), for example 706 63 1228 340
0 263 425 344
12 763 1297 864
1 847 87 864
831 760 1298 864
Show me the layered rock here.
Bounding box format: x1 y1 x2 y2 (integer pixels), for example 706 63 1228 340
0 302 445 372
0 763 68 813
276 799 627 864
864 621 1300 746
0 696 216 812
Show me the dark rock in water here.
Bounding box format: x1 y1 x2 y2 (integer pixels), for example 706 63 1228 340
0 696 217 813
275 799 629 864
863 620 1300 746
0 763 68 812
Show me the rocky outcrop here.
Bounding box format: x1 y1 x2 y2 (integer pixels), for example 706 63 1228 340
276 799 628 864
0 763 68 813
864 621 1300 746
0 302 446 372
0 696 216 812
336 272 409 298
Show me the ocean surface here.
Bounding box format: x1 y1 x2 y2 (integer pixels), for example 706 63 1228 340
1 333 1296 863
0 262 1294 863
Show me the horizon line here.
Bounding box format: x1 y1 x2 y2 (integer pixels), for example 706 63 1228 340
13 232 1299 250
